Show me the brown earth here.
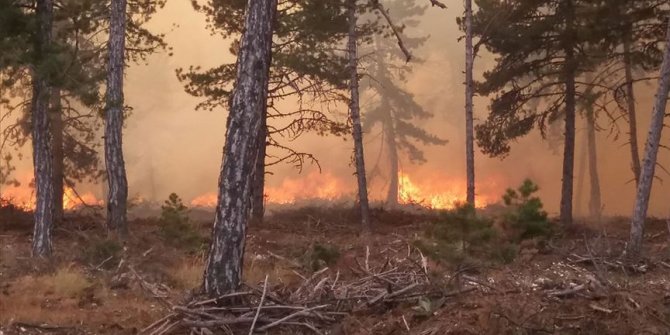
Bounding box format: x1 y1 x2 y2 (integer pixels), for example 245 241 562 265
2 204 670 335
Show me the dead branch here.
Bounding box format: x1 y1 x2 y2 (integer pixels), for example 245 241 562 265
427 0 447 9
370 0 412 62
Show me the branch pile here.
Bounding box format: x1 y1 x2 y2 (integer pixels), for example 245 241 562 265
142 248 476 334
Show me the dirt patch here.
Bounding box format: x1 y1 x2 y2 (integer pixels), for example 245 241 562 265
2 207 670 334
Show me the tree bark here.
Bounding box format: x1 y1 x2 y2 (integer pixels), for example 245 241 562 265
50 88 64 223
104 0 129 238
203 0 277 296
464 0 475 206
628 17 670 258
250 116 267 224
31 0 55 257
559 0 576 226
347 0 371 231
585 101 601 220
623 38 641 186
384 105 399 208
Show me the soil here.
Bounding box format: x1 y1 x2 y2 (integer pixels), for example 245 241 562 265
2 205 670 335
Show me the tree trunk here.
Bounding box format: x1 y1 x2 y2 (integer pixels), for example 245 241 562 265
50 88 64 223
628 18 670 258
347 0 371 231
104 0 129 238
31 0 55 257
250 116 267 224
203 0 277 296
575 128 587 217
464 0 475 206
623 38 641 186
559 0 576 226
585 102 601 220
384 107 399 208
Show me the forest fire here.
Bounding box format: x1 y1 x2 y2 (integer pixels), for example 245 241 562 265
189 171 498 209
1 185 102 211
397 173 493 209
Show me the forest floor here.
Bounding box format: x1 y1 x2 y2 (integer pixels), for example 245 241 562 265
2 203 670 334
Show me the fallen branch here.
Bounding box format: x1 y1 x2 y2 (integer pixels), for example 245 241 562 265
249 275 269 335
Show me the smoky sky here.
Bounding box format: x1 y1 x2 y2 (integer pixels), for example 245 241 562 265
4 1 670 217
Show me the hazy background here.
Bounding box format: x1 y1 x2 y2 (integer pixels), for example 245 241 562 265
3 1 669 218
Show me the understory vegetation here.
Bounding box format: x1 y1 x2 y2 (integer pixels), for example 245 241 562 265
415 179 551 265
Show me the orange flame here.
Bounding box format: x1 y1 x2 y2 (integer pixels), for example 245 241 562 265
2 180 102 211
397 172 492 209
189 171 353 208
189 170 499 210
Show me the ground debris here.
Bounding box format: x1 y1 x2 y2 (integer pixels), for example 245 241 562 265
142 249 476 334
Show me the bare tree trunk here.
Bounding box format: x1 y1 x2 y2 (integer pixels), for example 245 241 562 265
203 0 277 296
585 103 601 220
105 0 129 238
464 0 475 206
50 88 64 223
628 18 670 259
623 38 641 186
31 0 55 257
250 116 267 224
559 0 576 226
347 0 371 231
575 128 587 217
384 107 399 208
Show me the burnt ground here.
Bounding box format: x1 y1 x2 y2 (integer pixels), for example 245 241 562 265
2 204 670 335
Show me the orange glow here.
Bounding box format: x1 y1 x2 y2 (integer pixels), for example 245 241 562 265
397 172 493 209
1 174 102 210
189 171 353 207
190 193 217 208
189 170 499 209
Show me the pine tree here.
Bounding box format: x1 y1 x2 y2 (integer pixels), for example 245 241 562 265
628 17 670 259
597 0 668 186
179 0 383 223
472 0 603 225
361 0 445 208
203 0 277 296
464 0 475 206
104 0 129 238
347 0 371 230
1 0 167 224
31 0 55 257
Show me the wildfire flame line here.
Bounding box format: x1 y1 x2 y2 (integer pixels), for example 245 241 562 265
190 171 496 209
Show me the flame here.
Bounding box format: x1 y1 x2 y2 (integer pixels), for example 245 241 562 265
189 171 353 207
1 175 102 210
190 193 217 208
397 172 492 209
189 170 499 210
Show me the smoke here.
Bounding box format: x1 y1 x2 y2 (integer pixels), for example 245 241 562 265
3 1 670 217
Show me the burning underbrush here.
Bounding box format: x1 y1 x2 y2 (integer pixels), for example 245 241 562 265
2 198 670 334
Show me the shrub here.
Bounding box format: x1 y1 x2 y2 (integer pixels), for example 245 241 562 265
159 193 206 253
501 179 550 240
302 243 340 271
417 203 497 264
83 239 123 269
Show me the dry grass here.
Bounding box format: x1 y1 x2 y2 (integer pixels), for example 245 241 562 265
0 267 89 324
244 253 303 286
0 265 162 329
170 258 203 289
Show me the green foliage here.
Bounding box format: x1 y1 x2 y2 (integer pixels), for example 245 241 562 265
178 0 393 168
83 239 123 269
302 243 340 272
158 193 206 254
416 203 497 264
501 179 550 240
